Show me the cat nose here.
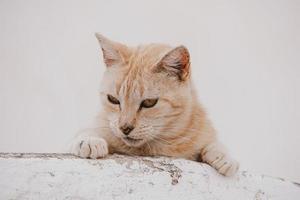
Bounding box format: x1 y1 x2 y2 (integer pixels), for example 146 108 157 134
119 124 134 135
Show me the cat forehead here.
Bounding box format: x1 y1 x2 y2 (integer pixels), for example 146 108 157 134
128 44 172 68
102 63 158 97
101 44 174 97
116 68 159 99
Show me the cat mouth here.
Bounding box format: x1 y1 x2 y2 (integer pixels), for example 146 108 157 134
123 136 144 146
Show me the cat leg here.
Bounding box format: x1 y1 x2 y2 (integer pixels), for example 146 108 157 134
70 129 109 159
201 141 239 176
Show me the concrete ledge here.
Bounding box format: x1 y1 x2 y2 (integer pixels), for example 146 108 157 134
0 153 299 200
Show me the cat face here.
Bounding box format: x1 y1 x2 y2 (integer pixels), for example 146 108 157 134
96 34 192 147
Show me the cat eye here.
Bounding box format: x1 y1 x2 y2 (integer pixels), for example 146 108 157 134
107 94 120 105
140 98 158 109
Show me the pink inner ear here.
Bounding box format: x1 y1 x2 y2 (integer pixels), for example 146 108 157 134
160 46 190 81
100 44 122 67
102 48 119 67
178 47 190 70
96 34 130 67
104 57 117 66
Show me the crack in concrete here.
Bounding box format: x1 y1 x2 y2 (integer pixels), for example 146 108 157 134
141 158 182 185
112 154 183 185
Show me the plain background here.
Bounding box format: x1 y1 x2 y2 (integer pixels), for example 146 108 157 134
0 0 299 182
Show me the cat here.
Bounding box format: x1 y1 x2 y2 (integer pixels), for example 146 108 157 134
70 33 239 176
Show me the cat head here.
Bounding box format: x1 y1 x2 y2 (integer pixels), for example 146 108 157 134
96 33 193 147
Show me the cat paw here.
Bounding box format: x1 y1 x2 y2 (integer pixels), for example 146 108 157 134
71 136 108 159
202 145 239 176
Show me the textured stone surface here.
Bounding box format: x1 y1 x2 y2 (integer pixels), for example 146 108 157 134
0 153 299 200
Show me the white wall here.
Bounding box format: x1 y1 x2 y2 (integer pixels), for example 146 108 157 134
0 0 299 182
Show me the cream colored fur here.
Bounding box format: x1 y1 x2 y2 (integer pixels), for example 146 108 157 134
70 34 239 176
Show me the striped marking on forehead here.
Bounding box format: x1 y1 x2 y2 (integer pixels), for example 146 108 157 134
115 44 168 99
116 47 146 98
117 66 145 101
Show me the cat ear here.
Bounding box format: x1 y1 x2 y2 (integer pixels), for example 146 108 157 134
95 33 130 67
156 45 190 81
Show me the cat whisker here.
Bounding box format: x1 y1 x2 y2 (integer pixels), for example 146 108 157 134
154 124 200 130
148 134 173 145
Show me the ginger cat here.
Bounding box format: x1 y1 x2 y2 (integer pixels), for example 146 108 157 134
70 33 239 176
